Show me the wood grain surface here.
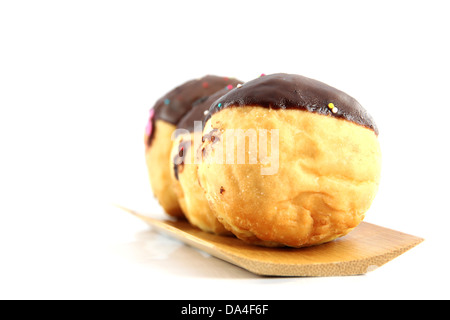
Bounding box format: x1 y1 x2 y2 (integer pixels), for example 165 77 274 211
119 206 423 277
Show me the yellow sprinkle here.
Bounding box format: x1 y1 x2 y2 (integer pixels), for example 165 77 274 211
328 103 335 110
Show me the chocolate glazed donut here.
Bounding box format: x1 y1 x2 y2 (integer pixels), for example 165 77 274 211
144 75 242 217
198 73 381 247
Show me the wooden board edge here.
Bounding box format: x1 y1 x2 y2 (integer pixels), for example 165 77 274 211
115 205 424 277
232 236 424 277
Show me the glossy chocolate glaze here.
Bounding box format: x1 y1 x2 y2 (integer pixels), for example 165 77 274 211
176 82 243 134
204 73 378 135
146 75 242 146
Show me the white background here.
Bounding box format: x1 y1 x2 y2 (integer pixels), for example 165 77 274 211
1 0 449 300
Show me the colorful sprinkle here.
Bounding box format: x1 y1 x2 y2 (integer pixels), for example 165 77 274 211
328 103 338 114
202 82 209 88
203 110 209 115
237 83 243 88
218 103 222 108
226 84 233 90
164 98 170 105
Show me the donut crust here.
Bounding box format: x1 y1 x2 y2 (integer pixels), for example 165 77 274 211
198 107 381 247
170 132 231 235
145 120 183 217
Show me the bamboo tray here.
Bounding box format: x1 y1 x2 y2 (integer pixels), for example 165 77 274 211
118 206 423 277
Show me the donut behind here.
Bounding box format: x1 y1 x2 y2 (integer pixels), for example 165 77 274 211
146 120 181 216
170 86 243 235
144 75 242 217
171 132 231 235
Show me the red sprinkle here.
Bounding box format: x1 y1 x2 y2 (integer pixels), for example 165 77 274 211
226 84 233 90
202 82 209 88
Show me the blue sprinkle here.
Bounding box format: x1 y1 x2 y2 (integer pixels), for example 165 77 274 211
164 98 170 105
218 103 222 108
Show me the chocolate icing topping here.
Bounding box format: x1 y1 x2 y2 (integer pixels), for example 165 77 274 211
204 73 378 135
177 82 243 134
146 75 242 146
